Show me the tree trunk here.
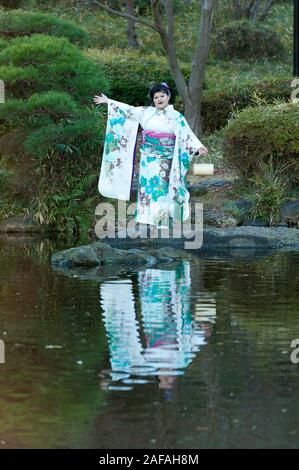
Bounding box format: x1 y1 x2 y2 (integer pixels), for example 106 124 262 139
187 0 214 137
126 0 139 48
184 99 203 137
94 0 215 136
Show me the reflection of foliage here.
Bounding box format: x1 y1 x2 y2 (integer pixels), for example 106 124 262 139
0 239 108 448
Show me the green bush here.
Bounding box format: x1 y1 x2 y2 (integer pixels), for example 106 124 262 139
222 101 299 186
212 20 285 60
245 157 292 226
202 76 292 132
0 37 7 49
0 33 109 236
0 9 89 46
0 34 109 103
0 0 26 7
86 48 190 106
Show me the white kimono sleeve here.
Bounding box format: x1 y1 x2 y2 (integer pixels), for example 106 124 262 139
169 114 207 223
98 99 146 200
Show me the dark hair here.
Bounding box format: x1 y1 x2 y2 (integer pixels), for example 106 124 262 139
149 82 171 105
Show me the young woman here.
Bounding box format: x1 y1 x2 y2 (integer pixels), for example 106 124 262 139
93 82 208 228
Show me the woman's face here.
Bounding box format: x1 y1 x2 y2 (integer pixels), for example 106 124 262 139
153 91 170 109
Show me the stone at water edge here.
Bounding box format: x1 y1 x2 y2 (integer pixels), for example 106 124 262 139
51 245 102 268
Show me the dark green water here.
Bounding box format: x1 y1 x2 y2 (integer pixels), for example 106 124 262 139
0 236 299 449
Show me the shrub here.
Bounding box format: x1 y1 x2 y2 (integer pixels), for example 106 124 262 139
0 33 109 236
86 48 190 106
0 9 89 46
0 34 109 103
222 100 299 187
245 157 292 226
202 76 293 132
212 20 285 60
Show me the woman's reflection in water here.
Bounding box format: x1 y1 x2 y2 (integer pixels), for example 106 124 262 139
99 260 215 398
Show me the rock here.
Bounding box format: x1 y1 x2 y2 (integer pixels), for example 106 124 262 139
188 183 208 196
194 209 238 228
126 248 157 265
0 215 55 233
280 200 299 226
91 241 130 264
242 219 268 227
154 247 193 260
188 178 234 193
277 222 289 227
202 226 299 251
91 241 157 265
51 245 102 268
223 199 253 224
224 199 253 212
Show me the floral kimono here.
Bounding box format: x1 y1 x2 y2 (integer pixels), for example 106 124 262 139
99 261 207 385
98 98 206 228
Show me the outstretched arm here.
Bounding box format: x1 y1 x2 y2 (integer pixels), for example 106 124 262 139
93 93 145 123
93 93 109 105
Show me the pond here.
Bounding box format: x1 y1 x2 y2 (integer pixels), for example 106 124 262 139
0 235 298 449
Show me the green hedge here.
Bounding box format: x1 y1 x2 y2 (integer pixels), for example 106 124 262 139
202 76 293 132
222 101 299 185
86 48 293 134
86 48 190 106
0 9 89 46
212 20 285 60
0 33 109 235
0 34 109 104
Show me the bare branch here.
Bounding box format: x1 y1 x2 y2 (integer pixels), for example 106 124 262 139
151 0 167 39
91 0 160 32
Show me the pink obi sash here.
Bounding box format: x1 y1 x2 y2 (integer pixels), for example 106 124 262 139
141 129 176 146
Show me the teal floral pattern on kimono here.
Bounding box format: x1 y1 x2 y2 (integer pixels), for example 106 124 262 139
99 261 208 385
137 133 175 226
98 98 206 226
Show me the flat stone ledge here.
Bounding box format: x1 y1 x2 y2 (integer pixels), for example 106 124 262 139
98 225 299 252
0 215 56 234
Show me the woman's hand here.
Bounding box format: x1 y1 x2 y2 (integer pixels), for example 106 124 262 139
195 146 209 156
93 93 109 105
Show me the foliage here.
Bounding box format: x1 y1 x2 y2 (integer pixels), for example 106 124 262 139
202 75 293 132
0 33 108 236
0 8 89 46
31 172 100 236
212 19 285 60
86 47 190 106
245 157 292 226
0 34 108 103
222 101 299 187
